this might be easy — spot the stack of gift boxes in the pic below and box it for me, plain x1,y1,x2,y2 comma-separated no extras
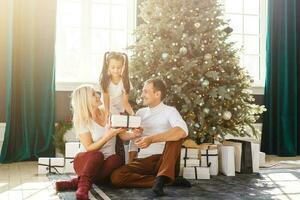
180,145,218,180
180,139,266,180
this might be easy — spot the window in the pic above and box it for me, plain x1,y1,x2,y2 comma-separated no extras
220,0,267,87
55,0,136,90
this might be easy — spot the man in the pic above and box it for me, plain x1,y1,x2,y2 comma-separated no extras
111,78,191,196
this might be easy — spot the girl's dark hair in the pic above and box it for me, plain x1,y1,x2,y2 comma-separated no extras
99,52,130,94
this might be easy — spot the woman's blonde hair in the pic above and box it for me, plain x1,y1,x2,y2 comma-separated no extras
71,84,96,134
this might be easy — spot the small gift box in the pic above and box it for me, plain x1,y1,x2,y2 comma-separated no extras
64,158,75,173
183,167,210,180
38,157,65,175
110,115,141,128
219,145,235,176
65,142,81,159
200,148,219,175
180,147,199,159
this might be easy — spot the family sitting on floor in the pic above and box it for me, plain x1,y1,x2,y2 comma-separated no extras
55,52,191,200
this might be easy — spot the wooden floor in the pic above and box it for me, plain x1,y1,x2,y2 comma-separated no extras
0,156,300,200
0,161,58,200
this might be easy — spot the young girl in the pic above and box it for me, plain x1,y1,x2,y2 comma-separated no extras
99,52,134,117
55,85,142,200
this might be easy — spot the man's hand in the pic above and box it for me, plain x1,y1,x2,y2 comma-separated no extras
135,136,152,149
131,127,143,138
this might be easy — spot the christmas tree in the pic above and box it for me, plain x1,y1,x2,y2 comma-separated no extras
129,0,266,143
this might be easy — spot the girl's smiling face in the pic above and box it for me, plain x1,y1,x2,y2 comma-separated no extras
108,58,123,77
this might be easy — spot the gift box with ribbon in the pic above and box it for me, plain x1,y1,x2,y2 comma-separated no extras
183,167,210,180
38,157,65,175
200,148,219,175
180,147,199,159
110,114,141,128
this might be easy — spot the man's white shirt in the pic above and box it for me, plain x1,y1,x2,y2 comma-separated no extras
129,102,188,158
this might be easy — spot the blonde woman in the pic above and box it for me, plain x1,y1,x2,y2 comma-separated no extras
55,85,142,200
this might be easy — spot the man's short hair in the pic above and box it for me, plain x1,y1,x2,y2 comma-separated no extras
145,78,167,100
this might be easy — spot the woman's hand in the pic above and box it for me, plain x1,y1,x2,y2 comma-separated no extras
106,128,126,138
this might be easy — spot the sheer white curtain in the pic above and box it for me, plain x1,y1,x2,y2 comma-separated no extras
220,0,267,84
55,0,136,86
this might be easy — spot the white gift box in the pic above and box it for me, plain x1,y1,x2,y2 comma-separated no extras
183,167,210,180
64,158,75,173
251,143,260,173
219,146,235,176
200,149,219,175
181,158,201,167
65,142,81,158
181,147,199,159
110,115,141,128
38,157,65,175
259,152,266,167
223,141,242,172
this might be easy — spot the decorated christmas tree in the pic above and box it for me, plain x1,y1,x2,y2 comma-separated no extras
129,0,266,143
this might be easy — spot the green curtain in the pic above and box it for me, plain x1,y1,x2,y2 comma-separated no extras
261,0,299,156
0,0,57,163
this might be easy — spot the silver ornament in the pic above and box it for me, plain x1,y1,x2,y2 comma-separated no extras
223,111,232,120
179,46,188,55
161,52,169,60
203,108,210,114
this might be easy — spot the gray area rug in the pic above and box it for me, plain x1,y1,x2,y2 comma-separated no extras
48,168,300,200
